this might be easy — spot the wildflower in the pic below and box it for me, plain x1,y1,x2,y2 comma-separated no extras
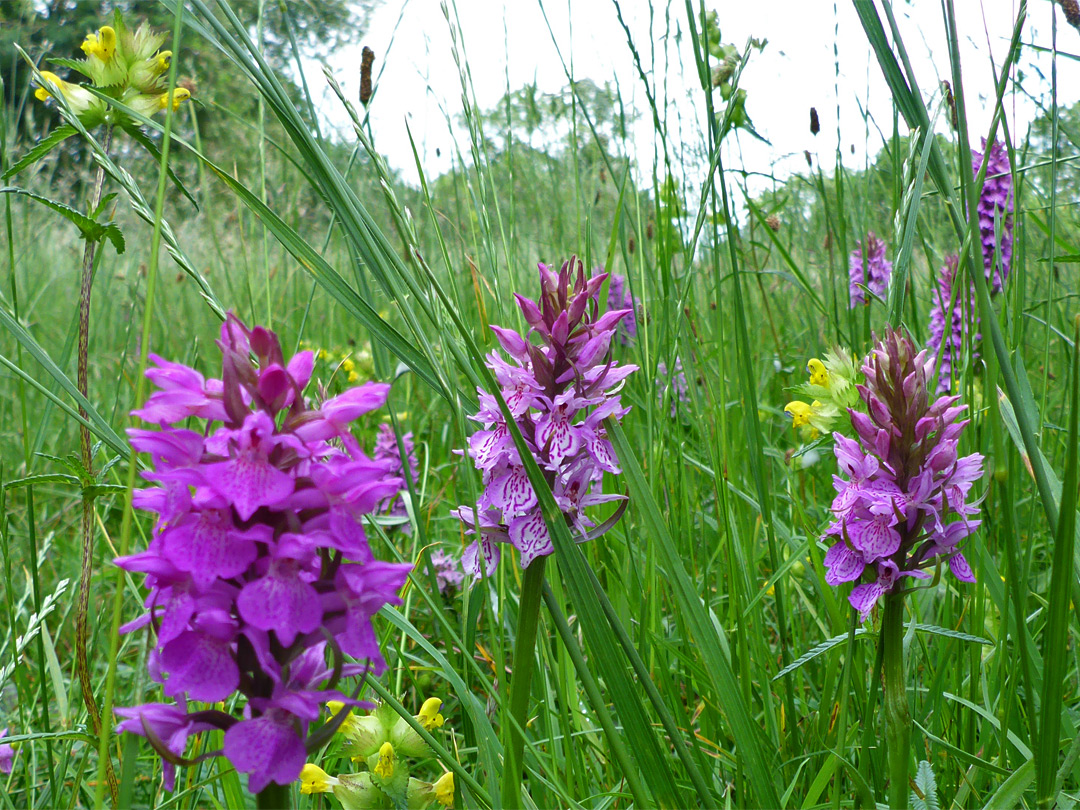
373,741,396,778
35,15,189,126
848,232,893,307
927,255,978,394
784,349,860,440
374,423,419,532
33,71,105,122
429,548,464,593
417,698,444,731
454,257,636,573
972,139,1013,293
822,328,983,620
115,314,412,795
300,763,338,794
433,772,455,807
0,728,15,774
606,273,638,346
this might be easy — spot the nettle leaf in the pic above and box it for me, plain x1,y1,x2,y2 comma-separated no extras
3,125,78,179
911,760,939,810
0,187,125,254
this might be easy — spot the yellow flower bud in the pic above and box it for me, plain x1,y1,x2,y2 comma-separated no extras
342,357,355,372
417,698,444,731
374,741,395,778
433,772,454,807
299,763,338,794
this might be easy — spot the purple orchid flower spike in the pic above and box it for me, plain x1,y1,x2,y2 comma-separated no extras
454,256,637,574
115,313,411,797
848,232,893,308
972,138,1013,293
822,328,984,620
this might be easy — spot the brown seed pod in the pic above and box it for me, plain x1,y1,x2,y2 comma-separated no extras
804,149,812,168
941,80,958,130
360,46,375,106
628,235,636,254
809,106,820,135
1060,0,1080,28
646,221,654,240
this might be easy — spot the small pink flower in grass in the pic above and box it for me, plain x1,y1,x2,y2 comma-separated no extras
115,314,410,796
822,328,983,620
453,257,636,573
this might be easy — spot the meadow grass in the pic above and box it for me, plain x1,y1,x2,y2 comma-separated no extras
0,1,1078,808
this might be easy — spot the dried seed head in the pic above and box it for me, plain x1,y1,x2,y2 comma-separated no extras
765,214,780,232
360,46,375,105
628,235,636,254
809,106,820,135
804,149,812,168
1060,0,1080,28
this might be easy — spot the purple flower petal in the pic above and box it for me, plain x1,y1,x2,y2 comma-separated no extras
948,552,976,583
237,564,323,647
823,541,865,585
849,582,886,621
508,511,554,568
160,630,239,702
223,711,306,794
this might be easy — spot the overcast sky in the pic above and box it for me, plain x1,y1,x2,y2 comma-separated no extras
300,0,1080,192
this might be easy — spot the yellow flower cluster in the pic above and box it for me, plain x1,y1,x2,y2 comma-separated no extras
783,348,861,442
303,340,375,385
33,16,190,127
298,697,456,809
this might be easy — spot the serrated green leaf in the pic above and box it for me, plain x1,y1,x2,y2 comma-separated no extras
3,125,77,179
774,629,873,681
0,187,124,253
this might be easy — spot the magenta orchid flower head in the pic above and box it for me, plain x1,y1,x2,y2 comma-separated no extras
115,313,411,795
455,256,637,573
822,328,983,620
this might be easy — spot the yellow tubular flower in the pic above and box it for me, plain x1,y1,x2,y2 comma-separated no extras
374,741,395,778
807,358,829,388
299,763,338,794
433,772,455,807
157,51,172,72
417,698,444,731
81,26,117,61
34,71,64,101
784,401,812,428
158,87,191,111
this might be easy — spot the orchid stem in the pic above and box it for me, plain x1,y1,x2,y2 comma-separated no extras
501,556,547,809
255,783,290,810
882,591,910,810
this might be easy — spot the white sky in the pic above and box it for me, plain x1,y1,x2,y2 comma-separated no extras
300,0,1080,193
